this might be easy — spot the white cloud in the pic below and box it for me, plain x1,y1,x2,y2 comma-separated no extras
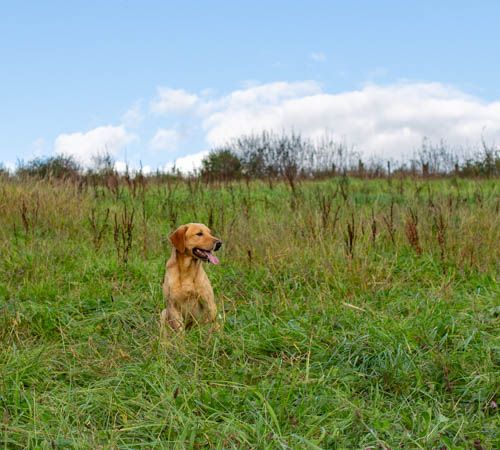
114,160,129,173
121,101,144,127
150,87,198,114
310,52,327,62
200,81,321,115
164,150,208,174
150,128,180,152
199,81,500,159
54,125,137,166
200,88,217,97
32,137,46,156
4,161,16,173
113,160,153,175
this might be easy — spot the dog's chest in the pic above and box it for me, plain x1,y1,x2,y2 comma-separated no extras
172,279,212,322
177,279,202,300
168,274,212,306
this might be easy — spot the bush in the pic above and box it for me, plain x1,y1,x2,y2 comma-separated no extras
16,155,81,179
201,148,242,182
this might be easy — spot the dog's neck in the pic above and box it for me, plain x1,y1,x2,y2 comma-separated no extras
172,249,203,280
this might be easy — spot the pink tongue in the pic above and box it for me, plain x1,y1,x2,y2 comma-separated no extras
207,252,219,265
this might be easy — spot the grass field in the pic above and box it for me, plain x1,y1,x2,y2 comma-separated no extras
0,176,498,449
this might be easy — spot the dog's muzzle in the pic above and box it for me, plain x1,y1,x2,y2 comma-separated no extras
214,240,222,251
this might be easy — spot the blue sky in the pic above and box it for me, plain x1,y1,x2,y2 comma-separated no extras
1,1,499,172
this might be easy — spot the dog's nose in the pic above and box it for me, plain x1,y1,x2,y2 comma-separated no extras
214,240,222,251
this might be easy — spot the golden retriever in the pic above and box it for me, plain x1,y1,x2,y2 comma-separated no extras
160,223,222,332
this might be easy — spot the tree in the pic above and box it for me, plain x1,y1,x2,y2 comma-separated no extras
232,131,309,191
201,149,242,182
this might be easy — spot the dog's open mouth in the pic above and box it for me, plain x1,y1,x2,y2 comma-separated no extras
193,247,220,264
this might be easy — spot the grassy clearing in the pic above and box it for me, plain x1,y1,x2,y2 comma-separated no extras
0,177,498,449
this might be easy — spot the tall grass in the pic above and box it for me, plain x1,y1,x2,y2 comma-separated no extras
0,176,498,448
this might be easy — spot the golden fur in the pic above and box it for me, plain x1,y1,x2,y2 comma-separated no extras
160,223,222,332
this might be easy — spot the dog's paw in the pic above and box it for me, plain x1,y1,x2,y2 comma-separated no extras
209,321,221,333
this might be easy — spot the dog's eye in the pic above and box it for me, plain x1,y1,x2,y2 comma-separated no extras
196,232,203,236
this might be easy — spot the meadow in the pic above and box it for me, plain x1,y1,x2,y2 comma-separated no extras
0,175,498,449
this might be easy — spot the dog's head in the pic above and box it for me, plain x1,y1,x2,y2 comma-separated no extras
169,223,222,264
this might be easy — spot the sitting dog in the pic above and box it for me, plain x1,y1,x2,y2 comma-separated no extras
160,223,222,332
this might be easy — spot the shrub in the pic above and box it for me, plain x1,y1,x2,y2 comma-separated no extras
16,155,80,179
201,148,242,182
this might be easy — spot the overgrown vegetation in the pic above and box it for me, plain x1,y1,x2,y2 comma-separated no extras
199,133,499,185
0,171,498,448
4,133,499,187
15,155,81,180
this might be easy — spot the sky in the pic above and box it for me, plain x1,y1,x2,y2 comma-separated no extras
1,0,500,173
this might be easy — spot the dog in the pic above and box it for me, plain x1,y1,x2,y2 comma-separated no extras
160,223,222,333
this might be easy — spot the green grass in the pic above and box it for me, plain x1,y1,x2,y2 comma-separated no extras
0,177,498,449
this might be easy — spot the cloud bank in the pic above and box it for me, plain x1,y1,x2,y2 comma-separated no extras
54,125,137,166
164,150,209,174
150,128,180,152
150,87,198,114
200,81,500,160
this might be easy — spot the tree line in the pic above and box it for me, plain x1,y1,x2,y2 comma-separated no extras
1,131,498,185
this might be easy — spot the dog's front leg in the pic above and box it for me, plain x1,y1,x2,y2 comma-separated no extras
160,307,184,333
201,299,220,332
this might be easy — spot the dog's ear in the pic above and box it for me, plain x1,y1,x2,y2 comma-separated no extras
169,225,187,253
